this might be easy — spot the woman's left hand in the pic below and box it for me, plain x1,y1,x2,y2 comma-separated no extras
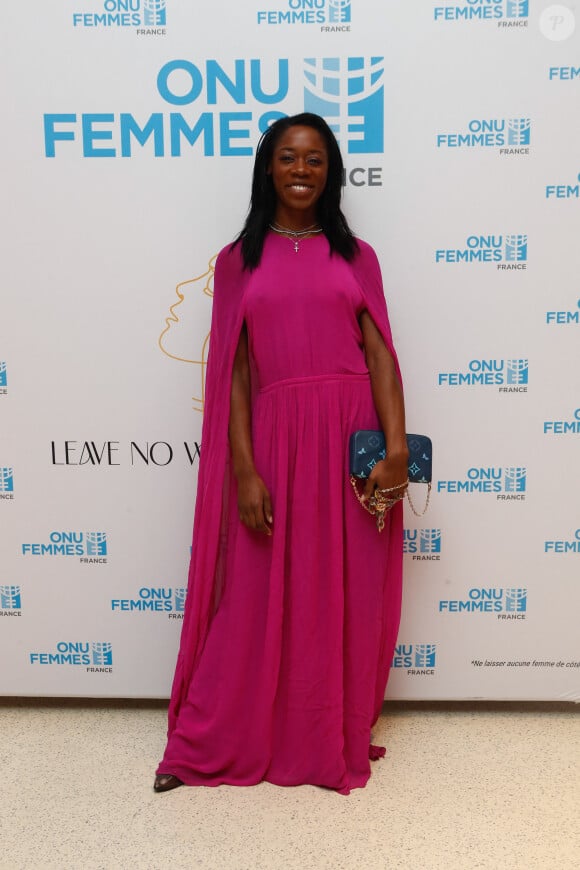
363,454,409,503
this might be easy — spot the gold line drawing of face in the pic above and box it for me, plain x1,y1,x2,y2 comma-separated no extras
158,254,216,413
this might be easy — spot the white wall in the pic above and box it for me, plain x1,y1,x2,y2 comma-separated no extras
1,0,579,699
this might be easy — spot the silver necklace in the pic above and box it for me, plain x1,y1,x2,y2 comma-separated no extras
269,222,323,253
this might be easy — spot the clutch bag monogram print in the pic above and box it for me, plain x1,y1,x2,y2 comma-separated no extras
349,431,433,483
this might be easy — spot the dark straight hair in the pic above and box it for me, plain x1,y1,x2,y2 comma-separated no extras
233,113,358,270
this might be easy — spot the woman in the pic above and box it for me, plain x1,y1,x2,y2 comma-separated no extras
155,113,408,796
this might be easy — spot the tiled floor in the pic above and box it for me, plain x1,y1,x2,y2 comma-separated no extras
1,699,578,870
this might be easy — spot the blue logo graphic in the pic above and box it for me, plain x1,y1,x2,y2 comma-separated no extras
439,587,527,615
507,118,530,145
303,57,384,154
257,0,352,27
329,0,351,22
86,532,108,556
506,359,528,385
438,466,527,497
30,641,113,667
505,467,526,493
73,0,167,29
45,58,290,159
435,234,528,265
437,119,531,150
506,0,528,17
0,468,14,492
92,642,113,665
438,358,529,388
404,529,442,557
505,235,528,261
0,586,21,609
420,529,441,554
545,528,580,554
415,644,437,667
434,1,529,22
0,362,6,388
144,0,166,25
546,299,580,325
505,588,527,612
393,643,437,669
549,67,580,82
545,172,580,199
174,587,187,611
111,587,187,613
21,531,108,558
544,408,580,435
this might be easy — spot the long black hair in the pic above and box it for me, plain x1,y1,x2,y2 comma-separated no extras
233,113,358,270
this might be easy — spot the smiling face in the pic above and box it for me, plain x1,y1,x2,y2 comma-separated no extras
268,125,329,229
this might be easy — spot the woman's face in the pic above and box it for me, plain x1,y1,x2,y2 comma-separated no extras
268,125,329,225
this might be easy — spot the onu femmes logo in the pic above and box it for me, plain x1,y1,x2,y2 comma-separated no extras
143,0,166,24
257,0,352,26
392,644,437,672
545,172,580,200
404,529,442,558
438,467,527,498
72,0,167,28
0,362,7,388
504,468,526,493
30,641,113,667
549,67,580,82
0,586,22,610
544,408,580,435
438,358,528,388
304,57,384,153
546,298,580,325
439,587,527,617
21,531,108,558
111,586,187,614
44,56,383,159
435,234,527,267
437,118,531,150
329,0,351,22
434,1,529,23
544,528,580,554
0,468,14,492
420,529,441,553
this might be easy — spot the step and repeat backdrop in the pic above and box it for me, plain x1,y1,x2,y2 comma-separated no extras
1,1,579,699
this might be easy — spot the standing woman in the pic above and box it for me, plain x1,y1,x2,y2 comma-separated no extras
155,113,408,796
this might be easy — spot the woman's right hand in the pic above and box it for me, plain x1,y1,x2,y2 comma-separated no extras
236,469,273,536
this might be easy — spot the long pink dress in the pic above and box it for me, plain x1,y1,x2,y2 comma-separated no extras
157,233,403,795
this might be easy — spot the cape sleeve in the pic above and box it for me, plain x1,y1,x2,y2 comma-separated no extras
351,238,405,724
351,238,403,389
166,243,249,734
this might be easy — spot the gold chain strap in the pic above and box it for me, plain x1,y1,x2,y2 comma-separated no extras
349,476,432,529
349,476,408,532
405,482,432,517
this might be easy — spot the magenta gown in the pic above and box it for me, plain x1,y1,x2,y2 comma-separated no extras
157,233,403,795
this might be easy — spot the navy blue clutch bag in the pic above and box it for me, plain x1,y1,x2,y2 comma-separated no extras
349,431,432,519
349,431,432,483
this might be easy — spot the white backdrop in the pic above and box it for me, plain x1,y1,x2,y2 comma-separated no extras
1,0,579,700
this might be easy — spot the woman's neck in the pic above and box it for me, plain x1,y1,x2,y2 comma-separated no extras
272,208,319,232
